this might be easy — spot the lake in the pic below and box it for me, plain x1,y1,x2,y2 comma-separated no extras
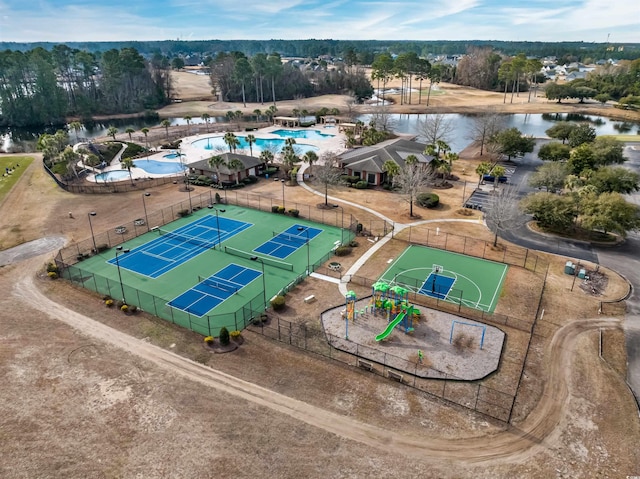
2,113,638,154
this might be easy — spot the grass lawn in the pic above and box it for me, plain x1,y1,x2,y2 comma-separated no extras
0,156,33,202
600,134,640,142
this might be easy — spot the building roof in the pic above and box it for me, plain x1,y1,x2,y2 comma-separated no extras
339,138,433,173
190,152,264,175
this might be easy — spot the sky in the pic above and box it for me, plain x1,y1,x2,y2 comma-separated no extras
1,0,638,43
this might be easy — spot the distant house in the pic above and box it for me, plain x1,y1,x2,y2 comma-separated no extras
189,152,265,185
565,71,588,81
339,138,434,186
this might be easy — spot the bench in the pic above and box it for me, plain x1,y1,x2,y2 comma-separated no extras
387,370,403,383
358,360,373,371
304,295,316,304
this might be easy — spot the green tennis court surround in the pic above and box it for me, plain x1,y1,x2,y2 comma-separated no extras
61,204,351,336
380,245,508,313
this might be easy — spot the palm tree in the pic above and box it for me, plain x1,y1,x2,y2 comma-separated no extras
201,113,211,133
69,121,83,144
476,161,492,187
444,151,459,167
183,116,192,136
227,158,244,185
161,119,171,139
223,132,239,153
302,151,318,176
245,134,256,157
208,155,226,184
141,128,149,152
107,126,118,141
266,105,277,122
260,150,274,167
382,160,400,186
253,109,262,122
491,165,506,190
125,128,135,142
120,157,136,185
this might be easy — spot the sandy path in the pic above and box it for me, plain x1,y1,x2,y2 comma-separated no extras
14,255,621,465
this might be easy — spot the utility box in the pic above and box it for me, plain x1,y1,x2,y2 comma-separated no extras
578,268,587,279
564,261,575,275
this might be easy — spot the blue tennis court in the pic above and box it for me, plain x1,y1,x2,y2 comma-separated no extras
167,263,262,316
253,224,323,259
418,272,456,300
108,215,252,278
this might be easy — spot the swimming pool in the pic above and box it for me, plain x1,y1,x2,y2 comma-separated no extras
163,152,183,159
94,170,130,182
271,129,335,140
136,159,187,174
190,136,318,153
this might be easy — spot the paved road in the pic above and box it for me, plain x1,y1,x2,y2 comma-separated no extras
502,140,640,407
596,232,640,406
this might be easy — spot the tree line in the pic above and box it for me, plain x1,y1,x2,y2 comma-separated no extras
209,51,373,105
2,39,638,62
0,45,172,127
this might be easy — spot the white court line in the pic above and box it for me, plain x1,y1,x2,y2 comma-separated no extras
487,263,509,312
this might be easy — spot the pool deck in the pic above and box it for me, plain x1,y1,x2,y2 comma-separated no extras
180,124,345,165
82,124,346,183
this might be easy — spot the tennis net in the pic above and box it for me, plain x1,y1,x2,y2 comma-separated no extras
158,228,216,249
273,231,308,244
223,246,294,271
197,276,239,294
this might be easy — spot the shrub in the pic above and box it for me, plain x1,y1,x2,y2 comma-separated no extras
204,336,214,344
47,271,58,279
341,175,359,185
349,240,358,247
105,299,114,307
46,262,59,274
288,208,299,217
417,192,440,208
334,245,352,256
120,304,129,312
177,209,190,217
271,205,280,213
215,192,222,203
355,181,368,189
219,327,230,346
277,206,286,214
96,244,109,253
270,295,286,311
230,330,242,340
128,305,137,314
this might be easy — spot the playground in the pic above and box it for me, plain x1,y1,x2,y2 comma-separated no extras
321,289,505,381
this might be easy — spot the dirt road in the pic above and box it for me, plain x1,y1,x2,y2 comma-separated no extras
14,255,622,465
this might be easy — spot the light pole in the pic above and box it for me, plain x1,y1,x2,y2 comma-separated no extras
281,178,285,208
334,204,345,244
115,246,130,303
208,204,223,248
88,211,97,254
250,256,267,310
297,226,310,273
185,174,193,212
142,192,151,231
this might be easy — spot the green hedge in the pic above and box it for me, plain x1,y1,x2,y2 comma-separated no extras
270,295,286,311
417,192,440,208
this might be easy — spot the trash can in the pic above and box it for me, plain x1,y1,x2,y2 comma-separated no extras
357,223,363,233
564,261,575,275
578,268,586,279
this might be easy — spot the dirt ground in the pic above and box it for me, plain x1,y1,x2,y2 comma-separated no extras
1,83,639,477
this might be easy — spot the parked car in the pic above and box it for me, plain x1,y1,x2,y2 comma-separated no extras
483,174,508,183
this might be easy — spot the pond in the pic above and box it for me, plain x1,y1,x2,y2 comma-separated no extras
356,112,640,152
